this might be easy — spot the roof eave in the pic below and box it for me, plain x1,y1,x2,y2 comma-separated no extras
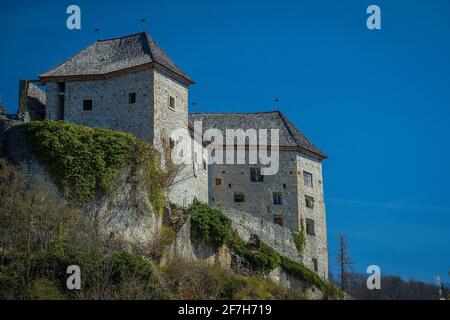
38,62,195,86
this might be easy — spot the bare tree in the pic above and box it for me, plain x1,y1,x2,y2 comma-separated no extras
160,134,186,191
336,234,353,292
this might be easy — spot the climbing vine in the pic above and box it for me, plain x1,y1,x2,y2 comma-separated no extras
292,219,306,257
188,202,344,298
23,120,164,210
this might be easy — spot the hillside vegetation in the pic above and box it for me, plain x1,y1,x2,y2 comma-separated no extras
0,120,341,300
190,202,343,299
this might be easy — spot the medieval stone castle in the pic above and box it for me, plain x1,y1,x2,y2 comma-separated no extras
11,32,329,280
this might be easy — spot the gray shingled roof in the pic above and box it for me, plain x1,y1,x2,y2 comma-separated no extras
39,32,193,83
189,111,327,159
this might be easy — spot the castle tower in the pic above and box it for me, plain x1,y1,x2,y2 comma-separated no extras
39,32,207,206
39,32,193,150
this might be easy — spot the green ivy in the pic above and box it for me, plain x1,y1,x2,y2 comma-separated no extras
189,202,232,247
292,228,306,257
189,202,279,270
23,120,164,210
188,202,343,298
280,256,344,299
229,233,281,271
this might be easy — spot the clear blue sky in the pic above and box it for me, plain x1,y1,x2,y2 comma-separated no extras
1,0,449,283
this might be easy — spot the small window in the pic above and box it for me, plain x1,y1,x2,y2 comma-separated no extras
312,258,318,272
234,193,245,203
57,82,65,93
273,192,282,205
169,138,175,149
169,95,176,109
303,171,313,187
250,167,264,182
215,177,222,186
306,218,315,236
273,215,283,226
283,183,286,189
228,184,232,188
128,92,136,104
83,99,93,111
305,195,314,209
203,159,207,171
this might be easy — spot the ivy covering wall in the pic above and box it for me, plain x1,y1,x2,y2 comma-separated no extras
189,202,344,299
23,120,164,209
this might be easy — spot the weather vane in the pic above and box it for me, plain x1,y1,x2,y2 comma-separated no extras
94,27,100,40
274,97,280,110
140,18,146,32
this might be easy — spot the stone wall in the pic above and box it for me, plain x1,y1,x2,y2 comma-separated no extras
220,207,303,264
46,69,154,142
163,218,231,269
268,267,323,299
207,148,329,279
152,69,188,152
166,138,209,206
296,153,328,279
208,151,300,229
152,69,208,206
18,81,46,120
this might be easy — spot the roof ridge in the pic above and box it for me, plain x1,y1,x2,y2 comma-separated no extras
277,110,300,145
97,31,146,42
143,32,155,61
277,111,327,158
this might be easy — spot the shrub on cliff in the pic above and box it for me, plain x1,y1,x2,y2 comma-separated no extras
188,202,344,299
189,202,233,248
189,202,278,271
22,120,164,210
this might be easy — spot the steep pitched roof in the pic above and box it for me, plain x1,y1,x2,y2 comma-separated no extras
39,32,193,83
189,111,327,159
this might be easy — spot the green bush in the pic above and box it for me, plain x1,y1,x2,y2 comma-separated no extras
24,120,134,203
280,256,344,299
229,233,281,271
107,251,154,284
234,276,305,300
188,202,343,298
0,265,23,299
31,243,105,290
292,229,306,257
217,274,239,298
23,120,164,209
189,202,279,270
27,278,65,300
189,202,233,247
0,243,160,299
